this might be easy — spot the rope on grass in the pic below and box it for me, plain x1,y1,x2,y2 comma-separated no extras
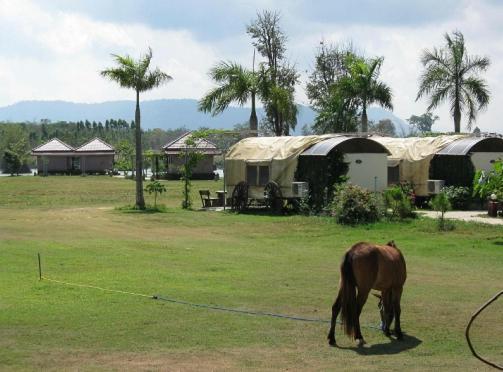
40,275,382,330
465,290,503,370
42,277,153,299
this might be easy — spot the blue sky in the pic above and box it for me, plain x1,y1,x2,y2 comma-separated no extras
1,0,502,132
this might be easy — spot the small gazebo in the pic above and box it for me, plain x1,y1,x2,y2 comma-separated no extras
162,132,221,180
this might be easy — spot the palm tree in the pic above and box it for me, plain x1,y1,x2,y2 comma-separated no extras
101,48,172,209
340,56,393,132
199,61,259,135
417,31,490,133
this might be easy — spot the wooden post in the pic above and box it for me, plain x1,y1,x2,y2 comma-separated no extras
38,253,42,280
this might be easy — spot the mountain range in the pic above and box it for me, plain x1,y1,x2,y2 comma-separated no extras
0,99,410,135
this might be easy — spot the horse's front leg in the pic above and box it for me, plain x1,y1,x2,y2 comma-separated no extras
327,290,342,346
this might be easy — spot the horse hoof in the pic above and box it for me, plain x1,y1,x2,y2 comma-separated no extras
328,338,336,346
396,333,403,340
356,338,365,347
384,330,391,337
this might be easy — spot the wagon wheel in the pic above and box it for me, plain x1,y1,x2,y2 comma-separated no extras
231,181,249,212
264,181,284,214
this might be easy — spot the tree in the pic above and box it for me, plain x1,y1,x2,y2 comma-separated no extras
144,180,166,208
199,61,260,135
339,56,393,132
307,42,361,134
407,112,439,133
101,48,172,209
115,140,134,177
369,119,396,136
247,10,299,136
430,192,452,230
3,138,28,176
416,31,490,133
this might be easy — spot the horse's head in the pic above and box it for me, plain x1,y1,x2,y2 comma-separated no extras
387,240,397,248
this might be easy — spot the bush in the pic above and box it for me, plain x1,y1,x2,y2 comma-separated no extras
384,185,415,220
430,192,453,230
295,150,349,212
331,184,384,225
441,185,471,210
473,160,503,202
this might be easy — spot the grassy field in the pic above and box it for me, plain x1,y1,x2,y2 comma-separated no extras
0,176,502,371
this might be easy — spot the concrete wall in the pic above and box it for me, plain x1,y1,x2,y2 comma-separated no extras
37,156,70,172
344,153,388,191
81,155,114,172
471,152,503,172
167,155,214,174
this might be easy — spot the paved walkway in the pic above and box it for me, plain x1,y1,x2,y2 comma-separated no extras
419,210,503,225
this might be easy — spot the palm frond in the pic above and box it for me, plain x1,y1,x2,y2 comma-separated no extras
463,76,490,110
369,81,393,110
199,60,256,115
461,55,490,75
427,84,451,112
101,47,171,93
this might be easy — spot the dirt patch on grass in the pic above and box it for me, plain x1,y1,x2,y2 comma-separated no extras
31,349,236,371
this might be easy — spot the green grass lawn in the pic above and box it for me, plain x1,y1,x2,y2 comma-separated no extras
0,176,502,370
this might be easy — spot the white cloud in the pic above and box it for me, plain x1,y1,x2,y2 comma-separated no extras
0,0,502,133
290,0,503,133
0,0,220,104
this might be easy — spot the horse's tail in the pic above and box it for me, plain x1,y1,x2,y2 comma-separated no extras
340,251,357,338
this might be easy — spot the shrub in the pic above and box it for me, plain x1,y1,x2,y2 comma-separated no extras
441,185,471,210
430,192,453,230
384,185,415,220
144,180,167,208
473,160,503,202
331,184,384,225
295,150,349,212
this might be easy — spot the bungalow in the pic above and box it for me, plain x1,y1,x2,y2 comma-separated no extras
31,137,115,175
162,132,221,180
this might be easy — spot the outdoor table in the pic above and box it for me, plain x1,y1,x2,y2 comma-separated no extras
216,190,227,207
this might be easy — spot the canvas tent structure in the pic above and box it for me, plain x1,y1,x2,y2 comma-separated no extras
162,132,221,180
372,134,503,196
224,135,390,209
31,137,115,175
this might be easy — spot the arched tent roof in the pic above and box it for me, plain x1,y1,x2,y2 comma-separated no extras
436,136,503,155
300,136,390,156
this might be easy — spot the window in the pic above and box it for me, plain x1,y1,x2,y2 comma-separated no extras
246,165,258,185
71,157,80,170
388,166,399,185
258,166,269,186
246,164,270,186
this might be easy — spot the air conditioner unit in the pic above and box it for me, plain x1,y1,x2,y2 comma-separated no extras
427,180,445,194
292,182,309,198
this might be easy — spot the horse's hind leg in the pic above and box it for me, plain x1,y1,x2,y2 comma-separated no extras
392,287,404,340
327,289,342,346
382,290,394,337
354,288,370,345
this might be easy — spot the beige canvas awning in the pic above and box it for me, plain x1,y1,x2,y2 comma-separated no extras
225,135,334,189
372,135,467,195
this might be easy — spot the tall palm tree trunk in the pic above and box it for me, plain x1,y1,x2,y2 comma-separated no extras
250,92,258,136
454,94,461,133
361,104,368,132
135,90,145,209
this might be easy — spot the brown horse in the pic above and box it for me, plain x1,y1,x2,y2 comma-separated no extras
327,241,407,346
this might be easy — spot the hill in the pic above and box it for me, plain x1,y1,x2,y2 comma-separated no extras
0,99,409,134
